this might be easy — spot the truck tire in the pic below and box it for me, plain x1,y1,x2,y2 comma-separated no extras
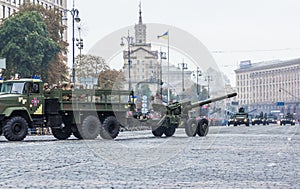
100,116,120,139
81,115,100,139
185,118,198,137
0,126,2,136
52,125,71,140
197,119,209,137
3,116,28,141
152,126,165,137
164,125,176,137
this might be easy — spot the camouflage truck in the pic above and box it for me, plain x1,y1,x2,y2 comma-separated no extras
0,78,132,141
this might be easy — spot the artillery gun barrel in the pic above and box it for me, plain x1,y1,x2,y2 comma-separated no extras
184,92,237,112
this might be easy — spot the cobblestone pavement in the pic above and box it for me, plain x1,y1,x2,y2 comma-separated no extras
0,124,300,188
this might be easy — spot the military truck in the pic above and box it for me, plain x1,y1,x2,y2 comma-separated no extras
0,78,132,141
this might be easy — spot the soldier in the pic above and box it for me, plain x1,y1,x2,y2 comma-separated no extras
43,83,50,94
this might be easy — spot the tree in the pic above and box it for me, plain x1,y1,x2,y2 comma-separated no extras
0,10,60,80
98,69,125,90
18,3,69,83
75,54,109,85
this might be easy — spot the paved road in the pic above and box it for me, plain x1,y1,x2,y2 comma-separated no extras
0,125,300,188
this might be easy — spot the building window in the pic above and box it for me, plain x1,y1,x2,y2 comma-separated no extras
2,5,5,18
8,7,10,16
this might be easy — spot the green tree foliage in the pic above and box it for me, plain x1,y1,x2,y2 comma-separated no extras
18,3,69,83
75,54,109,85
98,69,125,90
0,10,60,80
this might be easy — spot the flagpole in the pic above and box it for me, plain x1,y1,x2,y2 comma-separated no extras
167,30,170,103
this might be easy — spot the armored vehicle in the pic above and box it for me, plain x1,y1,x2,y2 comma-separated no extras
279,113,296,125
233,107,249,126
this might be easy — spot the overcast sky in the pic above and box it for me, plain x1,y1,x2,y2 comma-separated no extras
71,0,300,86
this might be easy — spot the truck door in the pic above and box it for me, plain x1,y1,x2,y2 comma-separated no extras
27,82,44,115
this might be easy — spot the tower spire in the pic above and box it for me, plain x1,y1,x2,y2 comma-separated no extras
139,0,142,24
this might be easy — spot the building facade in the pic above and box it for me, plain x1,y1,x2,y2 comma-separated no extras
122,5,194,97
235,58,300,117
1,0,66,23
122,5,159,91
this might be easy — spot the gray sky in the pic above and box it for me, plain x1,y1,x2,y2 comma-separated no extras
72,0,300,86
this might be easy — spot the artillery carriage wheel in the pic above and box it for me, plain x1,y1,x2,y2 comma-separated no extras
152,126,165,137
197,118,209,137
100,116,120,139
52,123,72,140
3,116,28,141
80,115,100,139
164,125,176,137
185,118,198,137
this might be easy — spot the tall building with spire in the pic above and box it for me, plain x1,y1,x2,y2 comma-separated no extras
122,2,159,91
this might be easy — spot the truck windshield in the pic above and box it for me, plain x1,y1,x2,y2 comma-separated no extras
1,82,25,94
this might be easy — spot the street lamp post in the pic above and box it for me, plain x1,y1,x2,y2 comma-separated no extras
205,75,212,99
120,30,134,92
76,27,83,58
193,67,202,99
178,61,188,92
63,6,81,84
159,49,166,99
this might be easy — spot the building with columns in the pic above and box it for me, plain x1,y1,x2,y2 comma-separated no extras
235,58,300,117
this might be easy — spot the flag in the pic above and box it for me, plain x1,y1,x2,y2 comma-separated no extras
157,31,168,39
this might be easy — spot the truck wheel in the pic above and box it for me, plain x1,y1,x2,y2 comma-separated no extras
0,126,2,136
81,116,100,139
152,126,165,137
197,119,209,137
164,125,176,137
3,116,28,141
52,125,71,140
100,116,120,139
185,118,198,137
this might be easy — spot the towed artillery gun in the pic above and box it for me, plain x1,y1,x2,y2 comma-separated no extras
133,92,237,137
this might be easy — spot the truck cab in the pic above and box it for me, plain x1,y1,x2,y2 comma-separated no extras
0,78,45,140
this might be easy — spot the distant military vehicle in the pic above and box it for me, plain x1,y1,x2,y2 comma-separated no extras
279,113,296,125
233,107,249,126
